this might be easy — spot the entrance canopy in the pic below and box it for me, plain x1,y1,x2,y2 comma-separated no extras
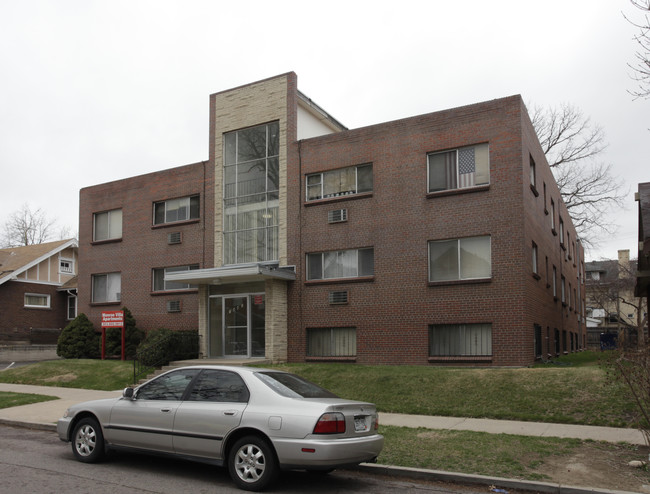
164,263,296,285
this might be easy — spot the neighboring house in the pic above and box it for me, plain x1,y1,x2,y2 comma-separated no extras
0,239,78,345
78,72,585,366
636,182,650,330
585,250,644,349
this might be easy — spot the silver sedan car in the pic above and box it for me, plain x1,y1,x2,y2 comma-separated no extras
57,366,384,491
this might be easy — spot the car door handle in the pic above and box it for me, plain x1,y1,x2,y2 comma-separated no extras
161,408,172,413
224,410,238,416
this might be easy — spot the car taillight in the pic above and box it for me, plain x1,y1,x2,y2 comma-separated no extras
374,414,379,430
313,412,346,434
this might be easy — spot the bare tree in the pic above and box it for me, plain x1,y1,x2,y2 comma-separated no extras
626,0,650,99
1,203,58,248
531,103,627,249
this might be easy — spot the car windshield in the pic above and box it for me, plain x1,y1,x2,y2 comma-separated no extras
255,372,339,399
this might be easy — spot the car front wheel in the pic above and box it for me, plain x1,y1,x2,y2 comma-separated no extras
71,417,105,463
228,435,278,491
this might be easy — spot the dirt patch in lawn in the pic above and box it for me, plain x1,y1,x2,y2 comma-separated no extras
533,442,650,493
43,373,77,383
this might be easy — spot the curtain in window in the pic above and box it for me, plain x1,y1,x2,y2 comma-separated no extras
323,167,356,198
428,150,457,192
108,211,122,238
94,213,109,241
357,164,373,193
429,324,492,356
474,143,490,185
323,250,357,279
429,239,459,281
459,236,491,279
308,328,356,357
106,273,121,301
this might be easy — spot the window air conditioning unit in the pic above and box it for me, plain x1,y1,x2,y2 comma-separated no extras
168,232,182,245
328,209,348,224
329,291,349,304
167,300,181,313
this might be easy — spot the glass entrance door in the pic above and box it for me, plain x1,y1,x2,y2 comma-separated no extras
225,296,248,356
209,293,265,358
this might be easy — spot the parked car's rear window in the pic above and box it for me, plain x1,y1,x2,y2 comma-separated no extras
255,372,339,399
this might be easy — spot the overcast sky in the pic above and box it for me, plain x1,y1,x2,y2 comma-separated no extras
1,0,648,261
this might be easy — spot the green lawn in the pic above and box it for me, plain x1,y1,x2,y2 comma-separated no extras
0,391,58,409
0,352,639,427
265,354,637,428
0,359,136,391
0,353,647,486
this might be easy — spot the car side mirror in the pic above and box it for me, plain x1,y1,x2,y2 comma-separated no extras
123,387,135,399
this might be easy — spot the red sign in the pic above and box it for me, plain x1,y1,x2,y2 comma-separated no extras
101,311,124,328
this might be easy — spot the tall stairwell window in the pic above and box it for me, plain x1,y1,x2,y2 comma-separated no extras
223,122,279,264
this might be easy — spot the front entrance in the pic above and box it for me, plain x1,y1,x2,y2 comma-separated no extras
209,293,265,358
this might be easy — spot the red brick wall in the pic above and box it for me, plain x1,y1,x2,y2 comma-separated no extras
0,281,68,343
286,95,584,366
520,108,586,359
78,161,214,333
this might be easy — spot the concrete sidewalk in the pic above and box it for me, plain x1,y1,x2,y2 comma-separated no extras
0,382,646,494
0,382,645,445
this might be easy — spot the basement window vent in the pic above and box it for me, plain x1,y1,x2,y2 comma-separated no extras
167,232,182,245
329,291,349,305
328,208,348,223
167,300,181,313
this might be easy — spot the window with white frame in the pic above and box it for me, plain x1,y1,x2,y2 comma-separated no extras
306,164,373,201
24,293,50,308
59,258,74,274
306,248,374,281
429,323,492,356
553,265,558,297
92,273,121,303
153,265,199,291
428,236,491,282
154,195,199,225
223,122,279,265
532,242,539,276
93,209,122,242
67,295,77,320
307,327,356,357
428,143,489,193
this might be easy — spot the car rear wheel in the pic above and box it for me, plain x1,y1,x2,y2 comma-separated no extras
71,417,105,463
228,435,278,491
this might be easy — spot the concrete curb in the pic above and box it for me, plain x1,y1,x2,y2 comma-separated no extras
355,463,643,494
0,418,55,432
0,417,642,494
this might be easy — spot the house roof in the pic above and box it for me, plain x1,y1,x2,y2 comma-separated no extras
58,275,78,291
585,259,618,284
0,238,77,286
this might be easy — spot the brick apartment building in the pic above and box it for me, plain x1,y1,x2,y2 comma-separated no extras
78,72,586,366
